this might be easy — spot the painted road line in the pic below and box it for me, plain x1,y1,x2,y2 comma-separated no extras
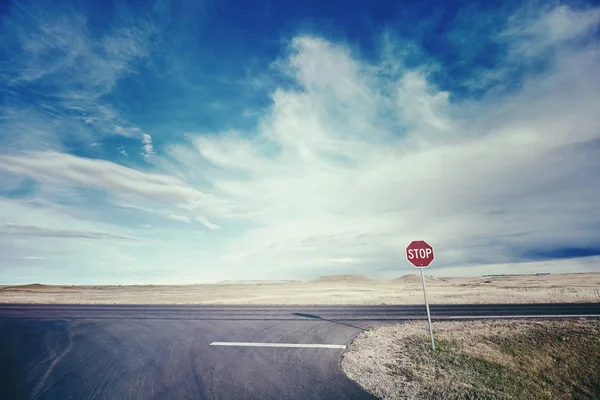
210,342,347,349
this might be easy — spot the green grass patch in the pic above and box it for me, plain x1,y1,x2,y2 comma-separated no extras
342,319,600,400
419,321,600,399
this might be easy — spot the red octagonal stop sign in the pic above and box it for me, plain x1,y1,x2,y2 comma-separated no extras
406,240,435,268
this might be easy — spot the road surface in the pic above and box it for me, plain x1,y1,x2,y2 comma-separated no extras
1,303,599,400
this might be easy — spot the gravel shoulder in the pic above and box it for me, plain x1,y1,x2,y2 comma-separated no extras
341,319,600,400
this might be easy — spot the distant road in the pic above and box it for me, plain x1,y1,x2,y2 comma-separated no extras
1,303,598,400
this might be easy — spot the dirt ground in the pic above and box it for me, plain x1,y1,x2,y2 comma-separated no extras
1,272,599,304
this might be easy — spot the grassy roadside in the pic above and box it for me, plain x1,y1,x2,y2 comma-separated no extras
341,319,600,400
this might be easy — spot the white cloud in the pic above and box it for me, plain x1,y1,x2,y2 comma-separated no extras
327,257,360,264
156,6,600,279
167,214,220,230
439,256,600,277
118,146,128,157
195,216,221,231
141,133,155,160
0,223,141,241
0,151,232,219
168,214,191,223
505,5,600,53
396,71,451,132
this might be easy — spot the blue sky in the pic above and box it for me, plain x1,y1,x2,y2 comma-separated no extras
1,0,600,284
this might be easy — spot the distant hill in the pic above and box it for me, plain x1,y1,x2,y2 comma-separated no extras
1,283,46,291
310,274,374,284
217,280,300,285
391,274,444,284
391,274,422,283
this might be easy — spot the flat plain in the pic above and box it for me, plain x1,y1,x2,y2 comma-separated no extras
1,272,599,305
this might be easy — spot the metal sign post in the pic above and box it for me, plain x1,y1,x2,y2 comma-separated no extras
406,240,436,350
420,267,435,350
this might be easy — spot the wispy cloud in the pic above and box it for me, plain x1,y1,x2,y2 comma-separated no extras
195,216,221,231
168,214,191,223
504,5,600,52
0,151,230,222
0,223,141,242
0,2,156,153
7,9,152,93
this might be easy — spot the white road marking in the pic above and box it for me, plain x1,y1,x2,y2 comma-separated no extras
210,342,347,349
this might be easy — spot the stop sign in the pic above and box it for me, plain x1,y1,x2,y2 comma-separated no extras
406,240,435,268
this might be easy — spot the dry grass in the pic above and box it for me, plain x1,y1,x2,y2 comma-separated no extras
342,319,600,400
0,272,599,305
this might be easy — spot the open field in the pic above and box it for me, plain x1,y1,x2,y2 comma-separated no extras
342,318,600,400
1,272,599,304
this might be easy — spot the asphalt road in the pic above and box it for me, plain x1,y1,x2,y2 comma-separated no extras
1,303,599,400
